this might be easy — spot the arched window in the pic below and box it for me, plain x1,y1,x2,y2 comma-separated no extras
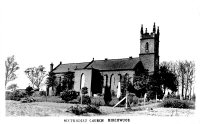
80,73,85,89
145,42,149,52
109,74,114,87
104,75,108,87
102,74,108,94
125,73,129,82
118,74,122,82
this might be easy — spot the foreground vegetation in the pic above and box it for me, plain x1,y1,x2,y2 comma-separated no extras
6,100,195,116
6,88,195,116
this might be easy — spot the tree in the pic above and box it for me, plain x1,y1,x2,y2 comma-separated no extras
184,61,195,100
161,60,195,100
45,74,58,96
25,65,46,90
132,69,149,97
178,61,186,99
5,55,20,87
7,84,18,91
159,64,178,93
62,72,74,90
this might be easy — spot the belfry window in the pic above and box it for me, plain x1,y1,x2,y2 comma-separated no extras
145,42,149,52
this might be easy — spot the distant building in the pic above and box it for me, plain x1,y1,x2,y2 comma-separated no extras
47,23,160,96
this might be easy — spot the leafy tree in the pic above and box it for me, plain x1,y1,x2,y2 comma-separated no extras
159,65,178,93
5,55,20,87
132,69,149,97
7,84,18,91
147,73,163,100
24,65,46,90
62,72,74,90
45,74,58,96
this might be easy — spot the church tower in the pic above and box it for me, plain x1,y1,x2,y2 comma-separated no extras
139,23,160,74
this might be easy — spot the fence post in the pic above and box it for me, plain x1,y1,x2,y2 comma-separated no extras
144,93,147,106
125,93,128,109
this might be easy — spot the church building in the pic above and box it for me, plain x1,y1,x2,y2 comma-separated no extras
48,23,160,97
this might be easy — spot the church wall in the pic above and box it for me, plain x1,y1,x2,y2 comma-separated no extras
139,54,155,73
101,70,135,96
74,69,92,96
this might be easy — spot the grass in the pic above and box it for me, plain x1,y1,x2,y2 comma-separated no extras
6,100,195,116
6,95,195,116
159,98,195,109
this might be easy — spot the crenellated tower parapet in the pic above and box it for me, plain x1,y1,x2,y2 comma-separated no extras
139,22,160,74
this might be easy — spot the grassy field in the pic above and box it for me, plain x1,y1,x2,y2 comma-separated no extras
6,100,195,117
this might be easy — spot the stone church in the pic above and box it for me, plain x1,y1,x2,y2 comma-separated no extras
48,23,160,97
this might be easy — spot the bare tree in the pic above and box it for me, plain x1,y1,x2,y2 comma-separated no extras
178,61,186,100
184,61,195,100
160,60,195,100
7,84,18,91
5,55,20,87
24,65,46,90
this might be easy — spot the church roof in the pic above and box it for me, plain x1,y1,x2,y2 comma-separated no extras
52,57,140,73
86,57,140,71
52,62,89,73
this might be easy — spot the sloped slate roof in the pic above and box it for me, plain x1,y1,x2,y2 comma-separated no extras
52,57,140,73
52,62,89,73
86,57,140,71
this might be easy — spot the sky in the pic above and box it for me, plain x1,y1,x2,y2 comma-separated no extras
0,0,200,90
1,0,200,122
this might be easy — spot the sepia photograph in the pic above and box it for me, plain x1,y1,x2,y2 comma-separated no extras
0,0,200,124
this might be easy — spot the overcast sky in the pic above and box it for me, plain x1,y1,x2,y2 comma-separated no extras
1,0,200,89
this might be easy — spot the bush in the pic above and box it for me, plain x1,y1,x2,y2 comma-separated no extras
25,86,34,96
146,90,163,101
60,90,78,102
91,96,105,106
66,105,101,115
5,91,13,100
128,93,138,106
81,87,88,95
67,105,86,115
33,96,65,103
77,95,91,105
32,91,40,97
192,94,196,102
32,91,46,97
85,105,101,114
20,97,36,103
39,91,47,96
160,98,190,109
6,90,27,101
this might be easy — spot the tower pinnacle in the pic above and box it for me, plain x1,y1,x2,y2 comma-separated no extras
153,22,156,33
140,24,143,35
157,26,160,36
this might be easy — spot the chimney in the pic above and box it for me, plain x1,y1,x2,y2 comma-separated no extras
60,61,62,65
50,63,54,72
